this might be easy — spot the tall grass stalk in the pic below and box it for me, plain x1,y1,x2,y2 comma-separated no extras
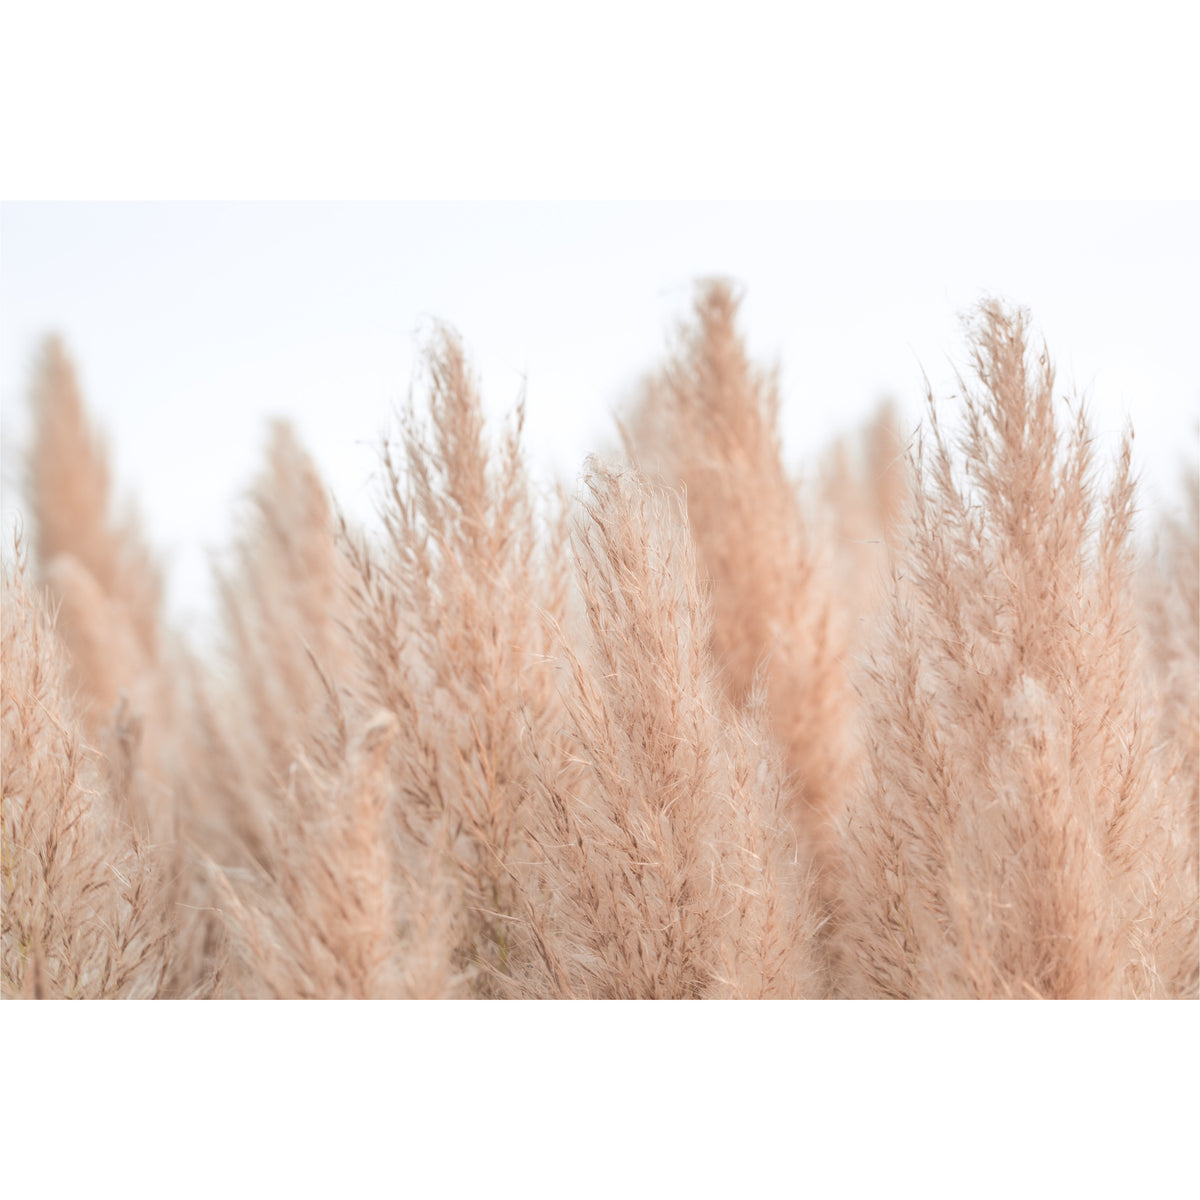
2,291,1194,999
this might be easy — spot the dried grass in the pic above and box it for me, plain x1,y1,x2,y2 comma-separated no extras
2,292,1194,999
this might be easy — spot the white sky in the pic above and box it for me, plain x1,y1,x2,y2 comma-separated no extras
1,4,1198,633
3,197,1196,625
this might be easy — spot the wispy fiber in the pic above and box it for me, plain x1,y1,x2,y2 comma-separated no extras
626,282,853,899
523,463,823,998
836,302,1195,998
1,546,170,998
4,296,1194,1000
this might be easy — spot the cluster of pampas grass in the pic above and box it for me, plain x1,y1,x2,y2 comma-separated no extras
2,283,1196,998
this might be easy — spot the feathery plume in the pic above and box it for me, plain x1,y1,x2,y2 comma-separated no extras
836,302,1194,998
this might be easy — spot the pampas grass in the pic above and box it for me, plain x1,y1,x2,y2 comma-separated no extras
2,289,1195,999
835,302,1196,998
625,284,854,865
520,462,824,997
2,545,170,998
